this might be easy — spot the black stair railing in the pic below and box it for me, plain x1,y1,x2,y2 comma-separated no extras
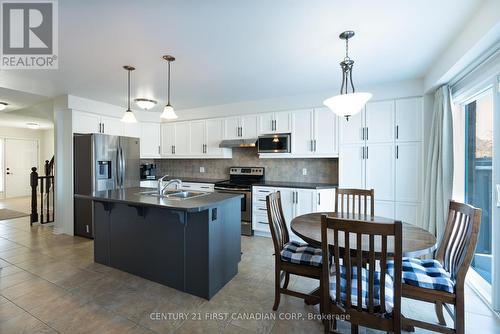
30,158,55,225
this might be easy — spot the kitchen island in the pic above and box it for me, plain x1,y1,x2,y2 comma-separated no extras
75,187,242,299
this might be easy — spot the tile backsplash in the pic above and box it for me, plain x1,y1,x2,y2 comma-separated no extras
142,148,338,183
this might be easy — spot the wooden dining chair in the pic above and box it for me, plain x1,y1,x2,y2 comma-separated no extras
335,188,375,216
266,192,323,311
388,201,481,334
320,214,403,333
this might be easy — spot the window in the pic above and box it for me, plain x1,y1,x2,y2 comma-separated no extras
464,90,493,283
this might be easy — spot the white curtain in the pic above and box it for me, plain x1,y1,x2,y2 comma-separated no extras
421,85,454,238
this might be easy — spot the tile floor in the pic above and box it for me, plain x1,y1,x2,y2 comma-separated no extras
0,196,499,333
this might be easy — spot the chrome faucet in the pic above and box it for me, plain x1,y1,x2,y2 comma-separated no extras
157,175,182,195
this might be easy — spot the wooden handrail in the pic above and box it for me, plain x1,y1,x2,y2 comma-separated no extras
30,166,55,225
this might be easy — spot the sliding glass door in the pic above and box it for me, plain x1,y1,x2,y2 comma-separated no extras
464,90,493,283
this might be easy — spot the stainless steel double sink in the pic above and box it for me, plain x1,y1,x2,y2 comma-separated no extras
137,190,209,200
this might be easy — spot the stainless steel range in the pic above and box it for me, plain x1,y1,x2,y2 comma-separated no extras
214,167,265,236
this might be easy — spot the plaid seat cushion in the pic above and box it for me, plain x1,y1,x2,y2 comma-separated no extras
387,257,455,293
330,265,394,313
280,241,322,267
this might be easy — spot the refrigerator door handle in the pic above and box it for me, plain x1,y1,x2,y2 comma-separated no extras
120,145,125,187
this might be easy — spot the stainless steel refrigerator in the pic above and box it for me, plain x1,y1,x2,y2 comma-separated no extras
74,133,140,238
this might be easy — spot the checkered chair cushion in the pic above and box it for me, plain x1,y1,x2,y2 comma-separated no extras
387,257,455,293
280,241,322,267
329,265,394,313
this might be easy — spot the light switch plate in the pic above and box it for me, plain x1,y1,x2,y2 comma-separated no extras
302,168,307,176
496,184,500,207
200,167,205,173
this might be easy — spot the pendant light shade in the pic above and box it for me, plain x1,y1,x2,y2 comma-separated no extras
121,65,138,123
161,55,178,120
0,102,8,111
323,31,372,121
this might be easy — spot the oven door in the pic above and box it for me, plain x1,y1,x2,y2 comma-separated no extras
214,187,252,235
257,134,291,153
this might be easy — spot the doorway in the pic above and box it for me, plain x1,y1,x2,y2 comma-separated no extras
4,138,38,198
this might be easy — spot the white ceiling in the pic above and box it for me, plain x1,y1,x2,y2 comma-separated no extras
0,0,484,113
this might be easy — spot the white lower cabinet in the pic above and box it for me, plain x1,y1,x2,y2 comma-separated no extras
252,186,335,241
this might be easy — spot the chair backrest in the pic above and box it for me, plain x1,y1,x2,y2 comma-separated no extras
335,188,375,216
266,192,290,255
435,201,482,282
321,214,402,327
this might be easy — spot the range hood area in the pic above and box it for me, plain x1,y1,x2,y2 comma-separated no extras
219,139,257,148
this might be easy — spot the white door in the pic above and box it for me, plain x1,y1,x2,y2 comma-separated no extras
314,107,338,155
223,117,240,139
189,121,206,155
395,142,422,202
101,116,123,136
274,111,291,133
174,122,190,156
140,123,161,158
161,123,175,156
72,111,100,133
292,109,314,155
5,139,38,198
258,113,274,134
241,115,258,139
339,110,364,145
205,119,224,156
395,97,422,142
339,145,365,188
365,100,394,143
365,143,394,201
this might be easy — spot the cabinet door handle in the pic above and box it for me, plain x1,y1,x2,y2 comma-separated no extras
318,193,321,205
366,127,368,140
158,146,161,154
366,146,368,159
361,127,364,140
361,146,365,160
310,140,314,152
396,125,399,140
102,123,105,133
396,145,399,159
257,221,269,225
314,139,317,152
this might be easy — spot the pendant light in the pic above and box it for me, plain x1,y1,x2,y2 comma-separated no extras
323,31,372,121
0,102,8,111
160,55,178,120
121,65,138,123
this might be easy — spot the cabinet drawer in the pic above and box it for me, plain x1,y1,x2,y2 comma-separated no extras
181,182,214,192
253,213,270,233
253,187,274,196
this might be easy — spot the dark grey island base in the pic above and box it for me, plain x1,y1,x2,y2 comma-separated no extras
76,188,242,300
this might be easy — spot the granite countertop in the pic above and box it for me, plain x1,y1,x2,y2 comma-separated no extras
75,187,242,212
253,181,338,189
140,177,228,184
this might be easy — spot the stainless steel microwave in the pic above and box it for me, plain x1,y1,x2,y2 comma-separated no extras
258,134,291,153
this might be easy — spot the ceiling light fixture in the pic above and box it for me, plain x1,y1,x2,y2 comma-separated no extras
121,65,138,123
26,122,40,129
0,102,8,111
134,98,157,110
160,55,178,120
323,31,372,121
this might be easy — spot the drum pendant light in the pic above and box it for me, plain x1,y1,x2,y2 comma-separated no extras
121,65,138,123
160,55,178,119
323,31,372,121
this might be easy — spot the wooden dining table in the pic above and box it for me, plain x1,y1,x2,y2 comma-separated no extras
291,212,437,257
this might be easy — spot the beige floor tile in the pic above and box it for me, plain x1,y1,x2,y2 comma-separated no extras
0,310,57,334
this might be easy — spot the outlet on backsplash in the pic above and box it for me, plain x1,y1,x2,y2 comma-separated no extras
200,167,205,173
302,168,307,176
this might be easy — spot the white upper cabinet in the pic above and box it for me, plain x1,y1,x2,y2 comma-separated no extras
314,107,338,155
72,111,100,134
240,115,258,139
365,100,394,143
395,142,422,202
140,123,161,158
100,116,123,136
161,123,175,156
258,111,291,134
205,119,226,156
340,110,364,145
189,121,206,155
224,115,258,140
291,109,314,155
173,122,190,156
395,97,423,142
